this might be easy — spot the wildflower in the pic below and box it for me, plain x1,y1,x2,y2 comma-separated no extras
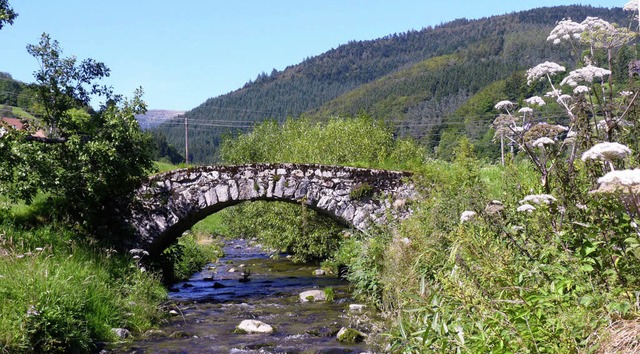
580,17,635,49
517,204,536,213
520,194,557,205
518,107,533,114
594,169,640,193
565,130,577,144
574,85,590,94
511,225,525,231
0,127,6,138
485,200,504,215
545,89,562,98
495,100,515,111
460,210,477,223
581,16,615,32
532,137,555,148
581,142,632,162
525,96,546,106
560,65,612,87
526,61,566,85
547,19,585,44
620,91,634,97
624,0,639,11
557,94,573,103
129,248,149,257
27,305,39,317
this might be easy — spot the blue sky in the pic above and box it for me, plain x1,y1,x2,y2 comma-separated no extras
0,1,621,110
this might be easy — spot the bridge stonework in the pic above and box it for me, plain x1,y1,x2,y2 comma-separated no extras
126,163,415,255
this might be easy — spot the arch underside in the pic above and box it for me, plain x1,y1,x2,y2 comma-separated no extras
144,197,358,256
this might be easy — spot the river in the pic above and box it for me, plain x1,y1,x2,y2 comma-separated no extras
107,239,374,353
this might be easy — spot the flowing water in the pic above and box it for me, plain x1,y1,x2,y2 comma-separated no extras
107,239,374,353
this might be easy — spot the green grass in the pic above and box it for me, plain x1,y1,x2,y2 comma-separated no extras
0,216,167,353
0,105,37,120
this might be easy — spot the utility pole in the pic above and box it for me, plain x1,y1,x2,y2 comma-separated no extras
184,115,189,165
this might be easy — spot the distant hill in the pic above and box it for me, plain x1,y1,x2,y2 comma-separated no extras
154,5,629,164
135,109,186,130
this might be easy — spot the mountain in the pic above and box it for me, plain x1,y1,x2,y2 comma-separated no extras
135,109,186,130
154,5,629,164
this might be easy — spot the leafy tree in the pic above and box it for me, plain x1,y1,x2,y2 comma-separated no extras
0,34,154,230
0,0,16,30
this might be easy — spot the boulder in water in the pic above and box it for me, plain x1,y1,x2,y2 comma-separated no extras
336,327,365,343
236,319,274,334
299,289,327,302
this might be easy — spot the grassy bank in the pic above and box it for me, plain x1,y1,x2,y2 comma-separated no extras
0,222,167,353
0,191,224,353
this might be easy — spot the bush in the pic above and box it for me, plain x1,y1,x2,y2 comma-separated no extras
160,232,221,283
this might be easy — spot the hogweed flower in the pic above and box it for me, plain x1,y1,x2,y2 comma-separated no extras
526,61,566,85
620,90,634,97
518,107,533,114
624,0,639,11
517,204,536,213
574,85,590,94
495,100,515,112
460,210,477,223
560,65,611,87
547,19,585,44
525,96,546,106
532,137,555,148
545,89,563,98
520,194,557,205
581,142,632,162
594,169,640,193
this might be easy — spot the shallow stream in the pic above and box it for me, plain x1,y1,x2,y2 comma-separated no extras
108,239,373,353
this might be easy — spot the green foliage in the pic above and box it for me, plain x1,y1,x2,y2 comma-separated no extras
220,113,396,167
0,34,154,230
323,287,335,303
221,201,344,263
160,233,221,283
0,0,16,30
217,114,426,262
349,183,373,200
0,222,167,353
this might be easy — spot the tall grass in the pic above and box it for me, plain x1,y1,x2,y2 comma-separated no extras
0,222,167,353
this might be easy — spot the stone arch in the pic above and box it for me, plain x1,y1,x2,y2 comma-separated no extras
125,163,415,256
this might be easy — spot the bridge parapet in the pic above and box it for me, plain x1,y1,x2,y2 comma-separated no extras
126,163,415,255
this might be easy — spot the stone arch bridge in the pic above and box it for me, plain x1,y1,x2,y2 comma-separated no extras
125,163,415,256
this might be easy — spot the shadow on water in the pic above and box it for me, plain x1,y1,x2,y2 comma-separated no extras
107,239,373,354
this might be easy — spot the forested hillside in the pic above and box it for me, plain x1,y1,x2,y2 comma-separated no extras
155,5,629,163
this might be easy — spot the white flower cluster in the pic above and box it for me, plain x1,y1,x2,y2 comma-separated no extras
624,0,639,11
559,65,612,87
547,19,585,44
581,142,632,162
518,107,533,114
581,16,615,32
517,204,536,213
620,91,634,97
544,89,562,98
495,100,514,111
460,210,477,223
574,85,590,94
595,169,640,193
531,137,555,148
525,96,546,106
519,194,557,205
526,61,566,85
0,127,6,139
